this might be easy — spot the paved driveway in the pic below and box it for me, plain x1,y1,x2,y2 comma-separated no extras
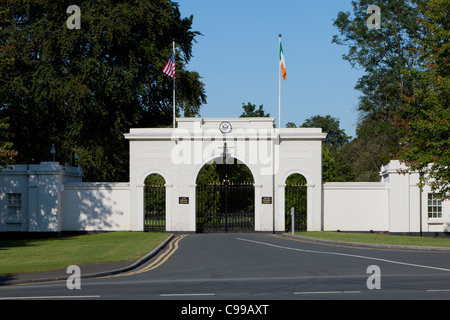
1,233,450,302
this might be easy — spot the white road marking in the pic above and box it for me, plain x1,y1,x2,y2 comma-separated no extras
159,293,216,297
236,238,450,273
294,291,361,295
426,289,450,292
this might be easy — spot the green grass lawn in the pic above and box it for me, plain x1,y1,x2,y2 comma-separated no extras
295,231,450,248
0,231,170,276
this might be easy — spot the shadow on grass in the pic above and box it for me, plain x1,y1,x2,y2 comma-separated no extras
0,232,92,250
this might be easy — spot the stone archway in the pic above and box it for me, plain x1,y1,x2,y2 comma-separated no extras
125,117,326,232
195,157,255,233
284,173,307,232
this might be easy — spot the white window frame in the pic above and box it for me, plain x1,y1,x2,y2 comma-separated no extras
427,193,442,219
7,193,22,219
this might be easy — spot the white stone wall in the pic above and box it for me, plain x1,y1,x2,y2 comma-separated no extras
62,183,130,231
323,182,389,232
323,160,450,235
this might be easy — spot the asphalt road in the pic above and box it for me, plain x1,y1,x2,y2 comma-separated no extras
1,233,450,304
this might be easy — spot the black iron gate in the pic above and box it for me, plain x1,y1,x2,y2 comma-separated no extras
285,184,307,232
144,184,166,232
196,182,254,233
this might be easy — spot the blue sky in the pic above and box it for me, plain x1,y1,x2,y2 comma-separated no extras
177,0,364,138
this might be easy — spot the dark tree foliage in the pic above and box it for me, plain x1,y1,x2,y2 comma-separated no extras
240,102,270,118
0,0,206,181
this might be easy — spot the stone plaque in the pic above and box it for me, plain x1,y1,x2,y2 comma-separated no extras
262,197,272,204
179,197,189,204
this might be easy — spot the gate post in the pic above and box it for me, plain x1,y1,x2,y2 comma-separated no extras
132,183,145,231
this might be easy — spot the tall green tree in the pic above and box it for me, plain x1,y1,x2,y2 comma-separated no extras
332,0,428,181
397,0,449,198
240,102,270,118
301,115,352,151
343,117,397,181
296,115,351,182
0,117,17,169
333,0,427,116
0,0,206,181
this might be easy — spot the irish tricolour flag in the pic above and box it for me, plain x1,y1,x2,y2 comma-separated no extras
279,41,286,81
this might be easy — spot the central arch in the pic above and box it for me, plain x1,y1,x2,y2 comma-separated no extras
195,156,255,233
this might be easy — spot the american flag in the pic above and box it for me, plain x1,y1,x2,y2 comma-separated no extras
162,51,176,79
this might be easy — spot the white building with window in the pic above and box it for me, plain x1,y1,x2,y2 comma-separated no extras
323,160,449,235
0,163,83,232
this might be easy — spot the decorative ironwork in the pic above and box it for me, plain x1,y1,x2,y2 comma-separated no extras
144,184,166,232
285,184,307,232
196,181,254,233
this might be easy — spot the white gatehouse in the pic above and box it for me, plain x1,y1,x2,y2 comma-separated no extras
125,117,326,233
1,117,449,236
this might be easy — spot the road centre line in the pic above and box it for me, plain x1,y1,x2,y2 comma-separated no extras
294,291,361,295
426,289,450,292
124,234,187,276
236,238,450,273
159,293,216,297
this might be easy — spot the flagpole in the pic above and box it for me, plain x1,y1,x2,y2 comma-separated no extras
278,34,281,129
173,40,176,128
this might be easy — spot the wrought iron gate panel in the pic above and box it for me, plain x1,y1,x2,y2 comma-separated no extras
196,183,254,233
285,185,307,232
144,184,166,232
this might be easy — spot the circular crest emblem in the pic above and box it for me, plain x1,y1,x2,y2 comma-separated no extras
219,121,232,134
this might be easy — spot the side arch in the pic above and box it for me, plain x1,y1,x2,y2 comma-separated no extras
284,172,308,232
143,173,167,232
140,169,172,187
282,169,311,186
140,169,174,232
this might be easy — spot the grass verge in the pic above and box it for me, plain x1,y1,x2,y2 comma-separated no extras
0,231,170,276
294,232,450,248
